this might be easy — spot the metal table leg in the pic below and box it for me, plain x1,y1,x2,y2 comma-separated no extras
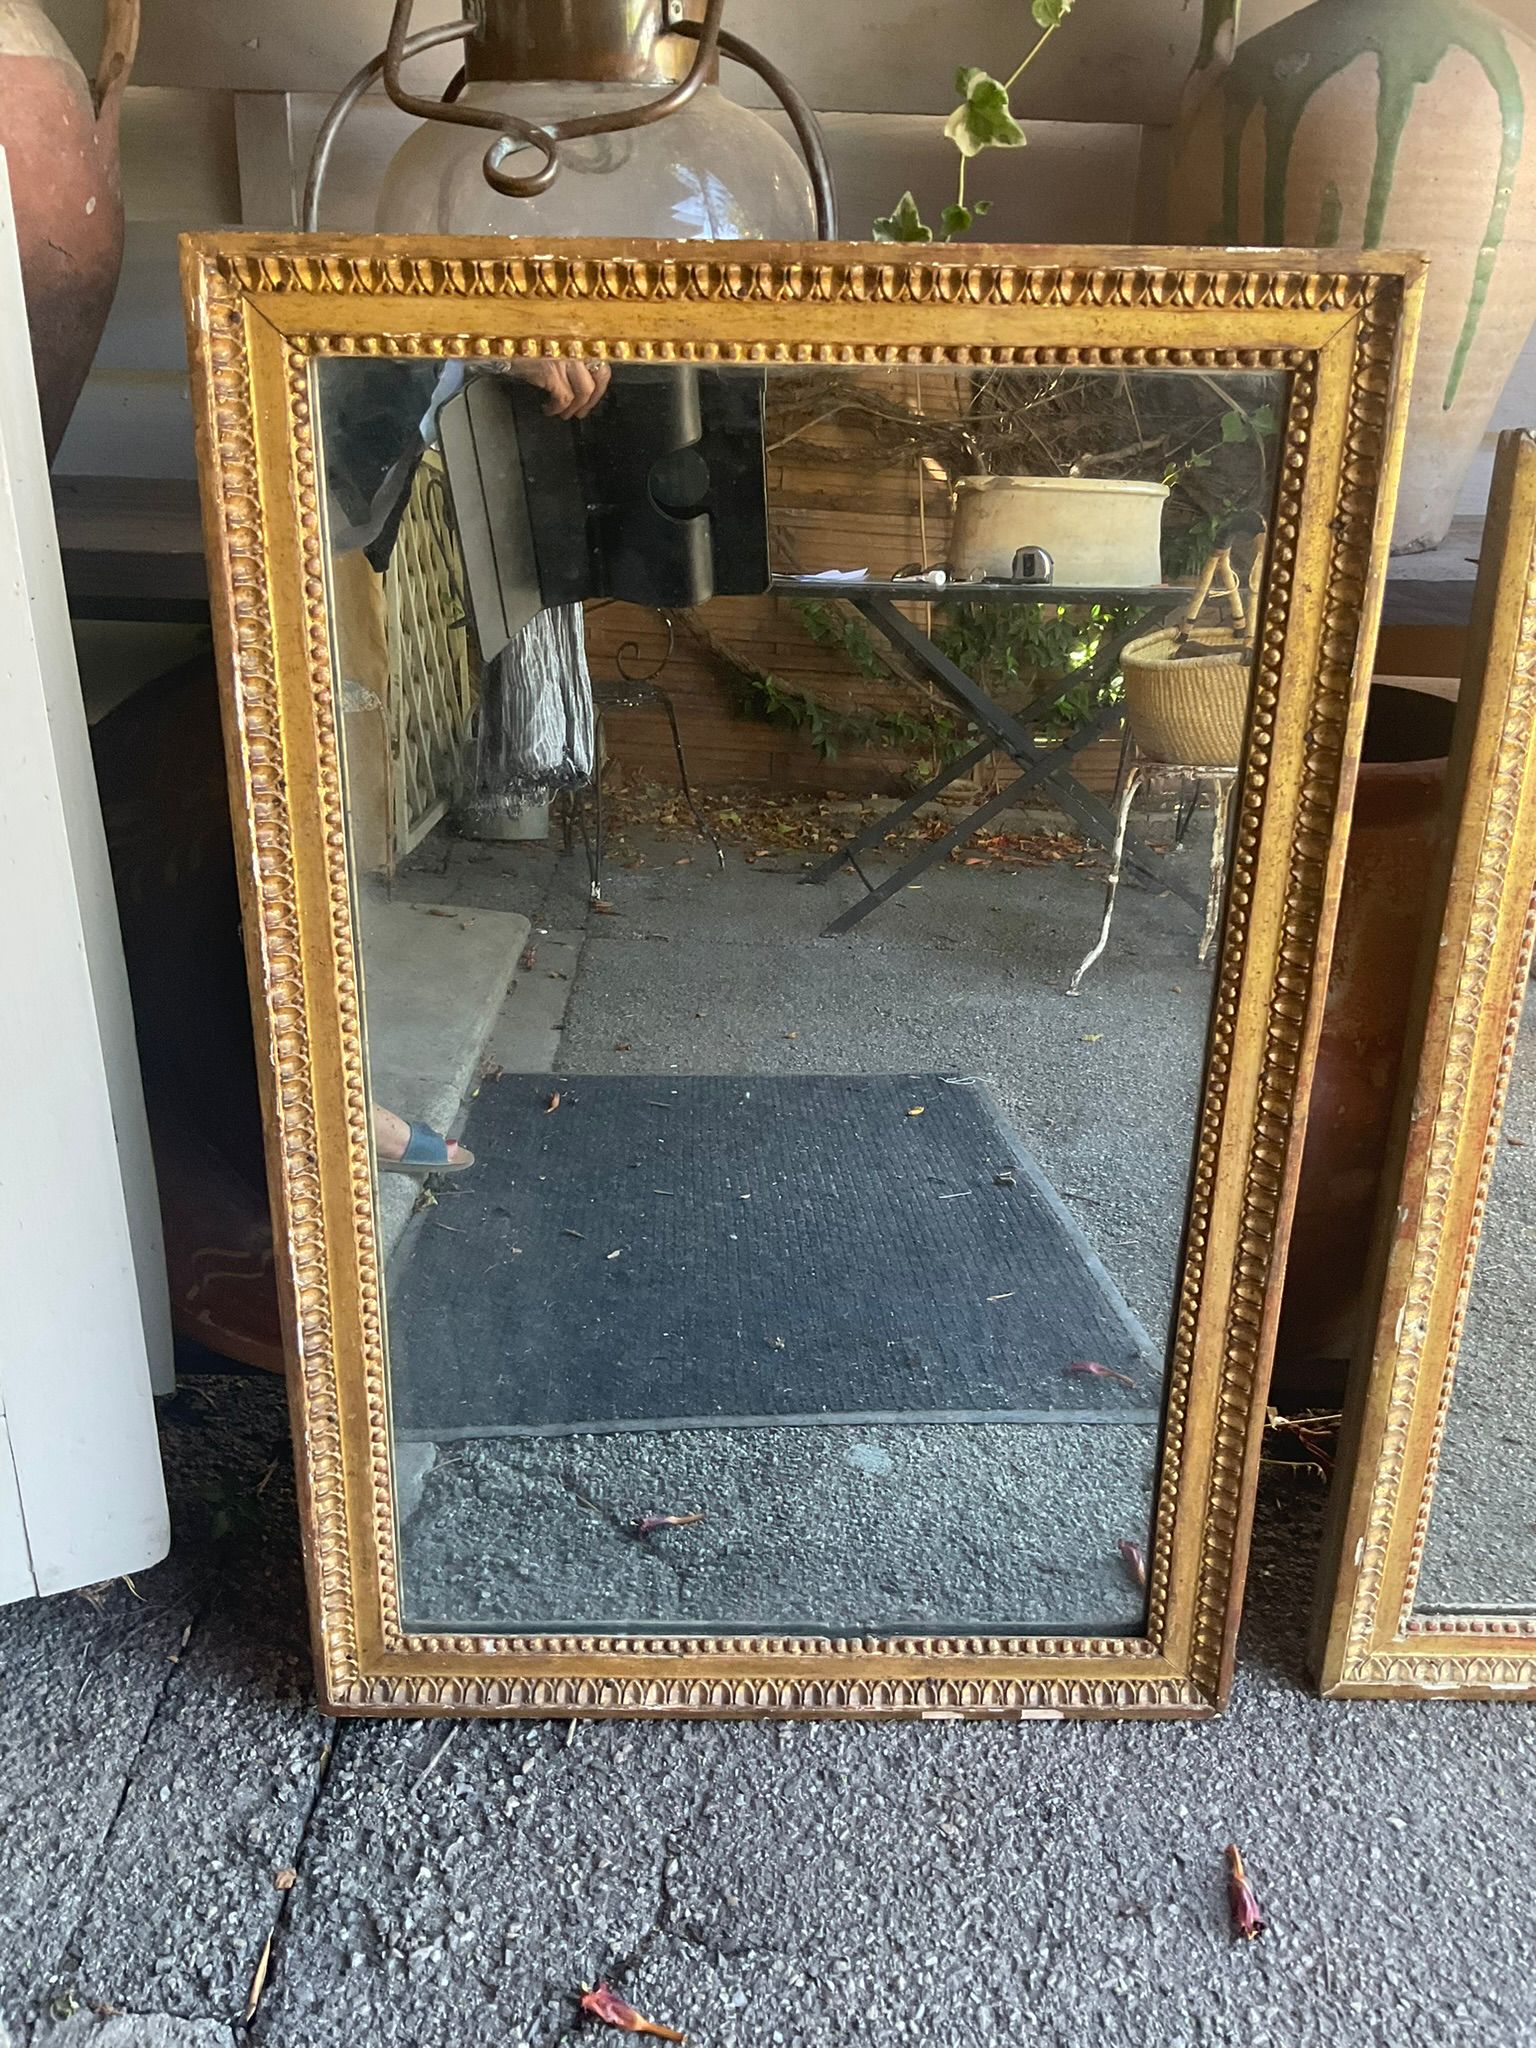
802,735,998,888
820,700,1124,937
850,596,1198,908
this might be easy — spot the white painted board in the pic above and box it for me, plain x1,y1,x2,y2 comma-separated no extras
0,149,169,1601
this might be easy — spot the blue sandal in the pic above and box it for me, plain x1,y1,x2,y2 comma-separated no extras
378,1121,475,1177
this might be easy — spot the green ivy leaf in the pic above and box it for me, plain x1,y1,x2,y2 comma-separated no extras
1031,0,1075,26
1219,408,1250,443
972,199,992,217
941,203,973,238
873,190,934,243
944,69,1027,159
1250,402,1278,436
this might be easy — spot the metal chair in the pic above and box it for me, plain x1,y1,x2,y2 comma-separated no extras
1068,548,1255,995
1067,747,1237,995
561,614,724,900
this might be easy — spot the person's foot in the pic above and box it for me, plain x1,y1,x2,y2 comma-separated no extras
373,1104,474,1176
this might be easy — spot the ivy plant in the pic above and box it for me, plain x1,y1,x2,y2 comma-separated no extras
874,0,1077,244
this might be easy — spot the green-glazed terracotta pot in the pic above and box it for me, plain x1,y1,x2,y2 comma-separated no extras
1170,0,1536,551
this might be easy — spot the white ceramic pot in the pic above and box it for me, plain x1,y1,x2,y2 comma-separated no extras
950,476,1169,586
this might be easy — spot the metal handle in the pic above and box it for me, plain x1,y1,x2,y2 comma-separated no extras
304,18,477,232
382,0,560,198
305,0,834,231
542,0,726,142
379,0,724,195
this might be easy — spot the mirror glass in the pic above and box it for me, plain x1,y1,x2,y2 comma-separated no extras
313,355,1286,1638
1415,976,1536,1614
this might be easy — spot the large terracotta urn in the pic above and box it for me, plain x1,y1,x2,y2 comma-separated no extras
0,0,138,461
1169,0,1536,553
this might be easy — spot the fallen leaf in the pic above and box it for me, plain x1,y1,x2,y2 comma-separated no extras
673,856,694,866
907,1106,925,1117
632,1512,705,1537
546,1092,562,1114
1118,1540,1147,1589
593,901,618,917
784,1030,799,1041
1081,1032,1103,1043
579,1985,686,2039
244,1934,272,2023
519,944,538,970
1225,1844,1266,1940
614,1042,632,1052
606,1249,623,1260
273,1868,297,1891
1067,1359,1139,1391
994,1170,1017,1188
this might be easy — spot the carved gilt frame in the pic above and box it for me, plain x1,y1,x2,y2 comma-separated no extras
1315,429,1536,1700
180,235,1422,1718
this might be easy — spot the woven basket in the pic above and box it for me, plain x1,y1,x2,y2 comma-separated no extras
1121,548,1255,770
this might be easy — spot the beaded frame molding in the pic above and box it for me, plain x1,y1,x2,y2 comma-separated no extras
181,235,1422,1718
1315,430,1536,1701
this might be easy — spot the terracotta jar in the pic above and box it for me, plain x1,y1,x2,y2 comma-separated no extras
1169,0,1536,554
1274,677,1458,1398
0,0,138,460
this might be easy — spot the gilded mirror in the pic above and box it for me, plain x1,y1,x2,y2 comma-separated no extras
1316,429,1536,1699
182,235,1421,1716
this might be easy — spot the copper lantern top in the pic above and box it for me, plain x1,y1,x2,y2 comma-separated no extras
464,0,717,87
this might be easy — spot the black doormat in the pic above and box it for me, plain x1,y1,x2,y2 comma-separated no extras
387,1074,1160,1439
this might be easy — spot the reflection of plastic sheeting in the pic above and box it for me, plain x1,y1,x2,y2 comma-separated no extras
458,603,595,822
320,359,439,560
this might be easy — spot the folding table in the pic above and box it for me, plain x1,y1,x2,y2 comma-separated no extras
771,575,1197,936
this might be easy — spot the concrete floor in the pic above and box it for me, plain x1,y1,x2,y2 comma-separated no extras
6,1369,1536,2048
12,821,1533,2046
381,826,1213,1639
399,1418,1158,1636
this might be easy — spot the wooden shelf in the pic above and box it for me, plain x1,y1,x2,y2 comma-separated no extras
52,474,209,621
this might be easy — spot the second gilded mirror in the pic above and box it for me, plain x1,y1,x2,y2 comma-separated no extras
1317,429,1536,1698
